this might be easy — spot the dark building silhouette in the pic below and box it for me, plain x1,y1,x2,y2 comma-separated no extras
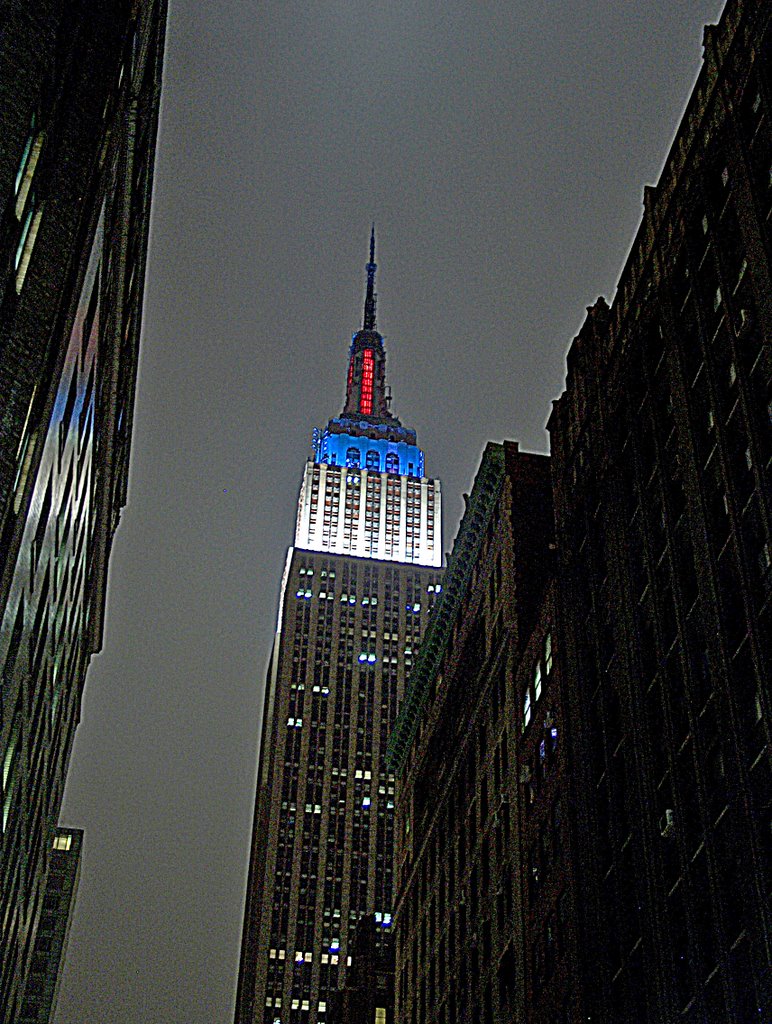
19,828,83,1024
235,236,443,1024
547,1,771,1019
0,3,167,1018
389,443,584,1024
391,1,770,1022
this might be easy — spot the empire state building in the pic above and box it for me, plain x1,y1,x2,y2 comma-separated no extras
235,232,443,1024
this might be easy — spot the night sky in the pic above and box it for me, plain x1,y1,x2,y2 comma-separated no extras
55,3,724,1021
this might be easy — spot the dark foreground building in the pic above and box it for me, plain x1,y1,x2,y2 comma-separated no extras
0,3,167,1018
235,237,443,1024
547,0,771,1019
390,0,770,1022
389,442,583,1024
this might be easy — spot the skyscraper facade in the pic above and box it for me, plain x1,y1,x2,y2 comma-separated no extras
0,3,167,1018
235,235,443,1024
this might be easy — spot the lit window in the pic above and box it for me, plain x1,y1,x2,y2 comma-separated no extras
523,687,532,730
52,834,72,851
534,660,542,702
15,129,43,219
375,1009,387,1024
366,450,380,471
544,632,553,675
15,201,44,292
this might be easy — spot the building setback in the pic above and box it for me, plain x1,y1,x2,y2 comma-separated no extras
0,3,167,1019
390,0,770,1022
235,236,443,1024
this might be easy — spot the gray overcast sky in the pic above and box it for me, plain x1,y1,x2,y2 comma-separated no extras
55,2,724,1021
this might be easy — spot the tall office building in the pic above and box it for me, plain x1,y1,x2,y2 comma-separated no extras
235,234,443,1024
0,3,167,1019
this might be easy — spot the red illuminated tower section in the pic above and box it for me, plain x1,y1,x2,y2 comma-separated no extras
343,227,393,423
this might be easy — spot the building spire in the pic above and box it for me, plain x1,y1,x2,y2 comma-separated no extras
363,223,377,330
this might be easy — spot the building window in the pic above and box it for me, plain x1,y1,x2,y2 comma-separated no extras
544,631,553,675
15,199,44,293
534,660,542,702
16,129,44,219
52,834,72,851
366,450,380,471
522,685,532,731
346,448,360,468
386,453,399,474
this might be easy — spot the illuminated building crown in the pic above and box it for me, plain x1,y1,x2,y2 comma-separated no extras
312,226,424,479
296,229,441,567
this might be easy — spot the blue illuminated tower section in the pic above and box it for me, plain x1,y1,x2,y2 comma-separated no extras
235,233,443,1024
